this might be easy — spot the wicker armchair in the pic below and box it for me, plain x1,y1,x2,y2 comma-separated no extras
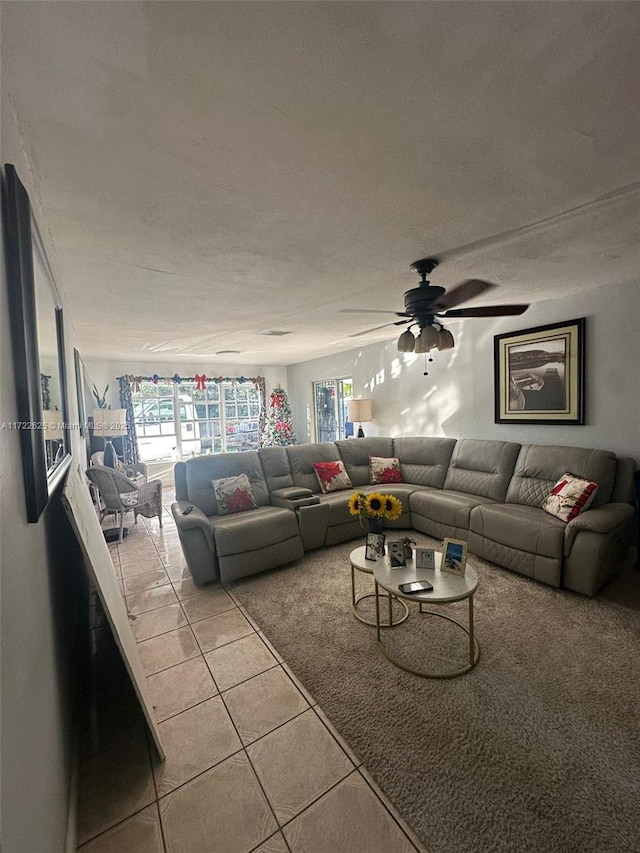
85,464,163,541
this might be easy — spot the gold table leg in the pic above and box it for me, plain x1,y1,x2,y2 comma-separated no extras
351,563,408,628
377,592,480,679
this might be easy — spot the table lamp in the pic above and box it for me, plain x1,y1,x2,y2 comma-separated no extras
347,399,372,438
92,408,128,467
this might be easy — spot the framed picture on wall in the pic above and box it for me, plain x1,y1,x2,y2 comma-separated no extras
494,318,585,424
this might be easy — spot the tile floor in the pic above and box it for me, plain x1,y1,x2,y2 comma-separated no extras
77,490,426,853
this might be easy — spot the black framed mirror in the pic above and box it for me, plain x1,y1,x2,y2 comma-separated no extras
2,163,71,521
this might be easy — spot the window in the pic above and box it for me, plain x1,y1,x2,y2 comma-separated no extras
313,378,352,443
132,380,262,462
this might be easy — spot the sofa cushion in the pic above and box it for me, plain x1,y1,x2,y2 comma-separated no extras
506,445,616,509
470,503,566,559
370,456,402,485
313,461,353,493
177,451,270,516
211,506,300,556
287,442,342,493
258,446,295,492
410,488,497,533
212,473,258,515
542,473,598,522
392,437,456,488
443,439,521,501
335,437,394,486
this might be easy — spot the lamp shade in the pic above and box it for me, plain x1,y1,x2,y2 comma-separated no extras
347,399,372,424
397,329,415,352
415,325,439,353
92,408,129,438
437,328,455,351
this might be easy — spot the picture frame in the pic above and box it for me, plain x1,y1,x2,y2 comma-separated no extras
441,538,468,577
416,548,435,570
365,531,385,561
388,540,406,568
494,318,585,425
2,163,71,522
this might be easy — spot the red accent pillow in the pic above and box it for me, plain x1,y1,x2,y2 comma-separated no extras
370,456,402,485
542,473,598,522
313,461,353,494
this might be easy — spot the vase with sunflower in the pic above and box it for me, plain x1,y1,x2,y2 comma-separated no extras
348,491,403,533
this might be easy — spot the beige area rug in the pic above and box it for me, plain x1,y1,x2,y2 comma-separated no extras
228,532,640,853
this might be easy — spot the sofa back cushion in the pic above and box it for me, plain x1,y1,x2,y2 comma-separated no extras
258,446,295,492
392,437,456,488
335,437,394,486
177,451,270,516
286,442,342,493
506,445,617,509
444,439,521,501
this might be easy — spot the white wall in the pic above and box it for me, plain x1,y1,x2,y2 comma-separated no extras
1,193,87,851
287,279,639,461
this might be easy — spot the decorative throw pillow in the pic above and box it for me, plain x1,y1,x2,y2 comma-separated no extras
542,473,598,523
313,461,353,494
370,456,402,485
212,473,258,515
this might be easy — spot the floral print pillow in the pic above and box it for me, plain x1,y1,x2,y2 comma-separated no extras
542,473,598,522
370,456,402,485
212,473,258,515
313,461,353,494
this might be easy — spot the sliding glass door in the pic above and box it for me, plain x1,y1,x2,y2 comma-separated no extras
313,378,352,443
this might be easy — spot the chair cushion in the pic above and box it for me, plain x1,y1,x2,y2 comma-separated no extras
212,474,258,515
119,492,139,507
542,473,598,522
370,456,402,485
211,507,300,556
313,461,353,494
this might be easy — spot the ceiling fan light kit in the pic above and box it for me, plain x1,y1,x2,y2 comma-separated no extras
397,328,416,352
437,328,455,351
351,258,529,374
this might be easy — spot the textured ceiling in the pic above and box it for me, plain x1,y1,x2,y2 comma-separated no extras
2,1,639,365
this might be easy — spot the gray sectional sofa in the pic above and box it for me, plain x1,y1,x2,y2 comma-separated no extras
171,436,636,597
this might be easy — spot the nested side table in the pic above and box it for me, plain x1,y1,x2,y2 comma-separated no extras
373,554,480,679
349,546,409,627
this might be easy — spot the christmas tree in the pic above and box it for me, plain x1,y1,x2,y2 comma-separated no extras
262,385,297,446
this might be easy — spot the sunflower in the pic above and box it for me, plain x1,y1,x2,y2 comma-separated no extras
348,492,366,516
383,495,403,521
365,493,387,517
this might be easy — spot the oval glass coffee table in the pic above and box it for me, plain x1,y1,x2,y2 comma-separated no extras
373,552,480,678
350,546,409,627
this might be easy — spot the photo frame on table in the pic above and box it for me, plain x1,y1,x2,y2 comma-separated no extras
365,532,385,561
494,318,585,425
441,538,468,577
416,548,436,570
388,541,406,568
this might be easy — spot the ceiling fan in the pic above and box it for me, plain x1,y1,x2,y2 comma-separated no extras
342,258,529,364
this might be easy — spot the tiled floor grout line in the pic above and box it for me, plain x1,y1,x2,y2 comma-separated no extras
88,509,424,852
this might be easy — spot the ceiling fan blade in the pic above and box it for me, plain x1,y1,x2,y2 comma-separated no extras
431,279,498,311
348,319,409,338
338,308,403,316
438,304,530,318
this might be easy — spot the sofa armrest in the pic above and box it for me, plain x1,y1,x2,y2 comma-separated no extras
270,487,320,510
564,503,635,553
171,501,214,539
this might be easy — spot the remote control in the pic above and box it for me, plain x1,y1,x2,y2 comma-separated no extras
182,506,194,515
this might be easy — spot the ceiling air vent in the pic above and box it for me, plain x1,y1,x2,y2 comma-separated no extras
261,330,292,336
